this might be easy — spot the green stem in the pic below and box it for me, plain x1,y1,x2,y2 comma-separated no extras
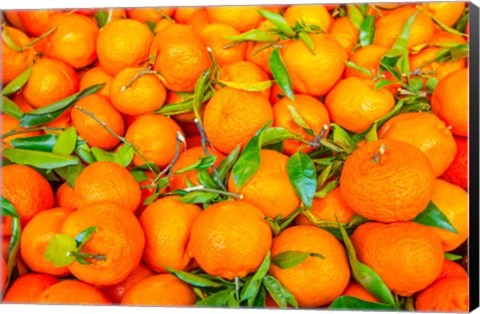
0,127,65,140
309,124,329,149
234,276,240,302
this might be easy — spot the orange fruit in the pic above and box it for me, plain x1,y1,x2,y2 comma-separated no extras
428,179,468,252
186,135,203,148
100,262,154,303
110,67,167,116
329,17,359,56
1,114,42,145
325,77,395,133
228,149,300,219
282,5,332,32
79,66,113,97
61,201,145,286
340,139,436,223
96,19,154,75
342,281,380,303
187,9,210,33
153,18,175,34
378,112,457,177
17,10,62,37
431,68,468,137
20,207,73,277
199,23,246,67
270,225,350,307
126,7,175,24
45,13,99,68
55,182,79,210
71,94,125,150
295,187,355,225
374,6,435,49
124,114,185,168
74,161,141,213
37,280,111,304
140,197,202,273
43,109,73,133
344,45,389,80
203,87,273,154
189,200,272,279
244,20,282,74
153,24,212,92
217,60,271,99
4,11,28,32
282,34,347,96
410,47,466,80
3,273,59,303
174,7,201,24
2,26,35,84
442,137,468,190
1,165,54,234
206,6,263,32
431,31,467,45
273,94,330,155
121,274,196,306
423,2,466,27
415,276,468,312
351,221,444,296
23,58,79,108
170,147,225,191
439,259,468,279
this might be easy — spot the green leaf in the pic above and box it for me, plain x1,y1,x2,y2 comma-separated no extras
346,4,364,29
412,201,458,233
426,77,439,92
365,123,378,142
383,11,420,57
426,8,468,37
218,80,273,92
44,234,77,267
252,286,266,307
258,10,295,36
272,251,323,269
329,296,396,310
359,15,375,46
339,224,396,306
193,69,211,123
288,105,315,137
298,32,315,54
262,275,298,309
53,126,77,156
270,48,295,101
261,127,295,147
225,29,277,43
315,178,339,198
145,21,156,33
232,121,270,189
3,148,80,169
454,11,469,33
409,77,424,92
450,44,468,62
74,142,96,164
396,55,411,79
345,61,372,76
20,84,104,127
75,227,97,249
240,251,271,303
197,169,219,189
175,156,217,174
444,253,463,261
1,196,20,219
217,145,241,182
1,96,25,120
130,170,149,183
2,63,33,96
2,27,23,52
165,266,223,288
94,10,109,28
374,79,396,91
55,164,84,188
10,134,58,152
195,290,230,307
287,152,316,209
331,123,356,153
91,145,134,168
180,191,219,204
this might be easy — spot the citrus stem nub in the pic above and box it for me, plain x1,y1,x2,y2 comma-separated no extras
371,144,386,163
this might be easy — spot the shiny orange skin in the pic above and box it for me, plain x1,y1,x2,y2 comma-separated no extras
429,179,468,252
217,61,271,99
199,23,246,66
351,222,444,296
100,262,154,303
439,259,468,280
283,5,332,32
344,45,389,80
124,114,185,168
174,7,201,24
121,274,196,306
282,34,347,96
340,139,435,223
203,87,273,154
140,197,202,273
273,94,330,155
442,137,468,190
126,8,175,23
110,67,167,116
415,276,468,312
410,47,466,80
61,202,145,286
74,161,141,213
228,150,300,220
296,187,355,226
55,182,79,210
342,281,380,303
378,112,457,177
189,200,272,279
153,24,212,92
244,20,282,74
374,6,435,49
79,66,113,98
20,208,73,277
37,280,112,304
170,147,225,191
431,31,467,45
206,6,263,32
2,26,35,84
330,17,359,56
18,10,62,37
431,68,469,137
187,9,210,33
4,11,28,32
3,274,59,303
45,13,99,68
423,2,466,27
23,58,79,108
270,226,350,307
96,19,154,75
325,77,395,134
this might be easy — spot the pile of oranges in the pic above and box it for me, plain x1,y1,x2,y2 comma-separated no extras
0,2,471,312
